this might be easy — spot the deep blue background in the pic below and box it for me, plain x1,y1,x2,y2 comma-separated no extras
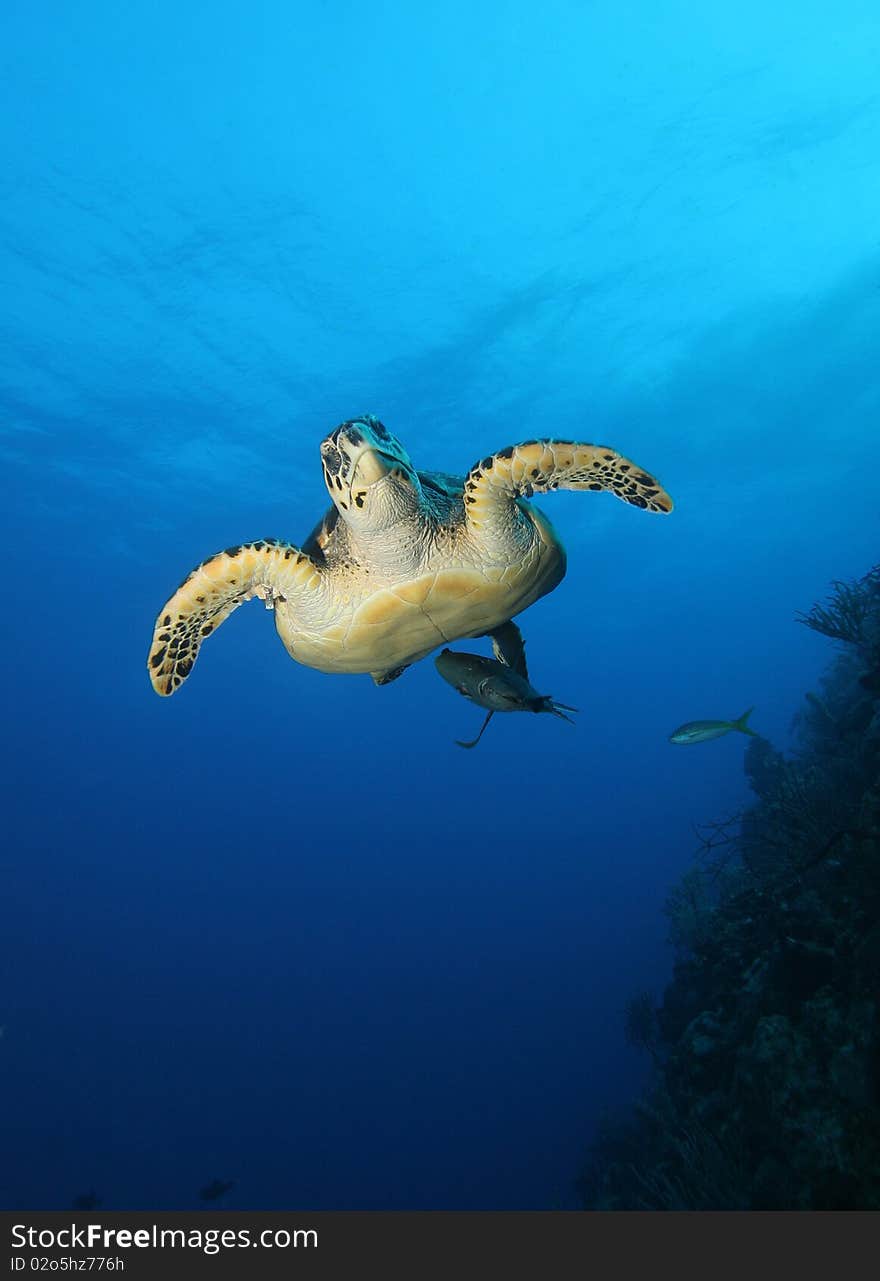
1,1,878,1209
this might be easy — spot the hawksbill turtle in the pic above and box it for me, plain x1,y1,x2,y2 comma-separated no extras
147,415,673,696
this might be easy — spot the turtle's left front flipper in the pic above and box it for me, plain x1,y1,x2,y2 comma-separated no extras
147,539,321,696
463,439,673,532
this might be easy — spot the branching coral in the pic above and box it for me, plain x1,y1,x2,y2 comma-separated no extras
663,866,717,953
796,566,880,648
627,1117,750,1211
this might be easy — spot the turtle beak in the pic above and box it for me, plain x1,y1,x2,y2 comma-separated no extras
322,424,396,488
352,448,394,487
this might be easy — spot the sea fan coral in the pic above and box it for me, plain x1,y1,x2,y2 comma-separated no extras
796,566,880,648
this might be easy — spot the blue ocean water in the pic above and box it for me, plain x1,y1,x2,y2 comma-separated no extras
1,0,878,1210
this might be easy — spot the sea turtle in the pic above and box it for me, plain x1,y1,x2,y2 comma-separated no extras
147,414,673,696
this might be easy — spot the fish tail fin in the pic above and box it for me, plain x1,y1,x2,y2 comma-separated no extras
733,707,758,737
551,706,577,726
539,696,578,726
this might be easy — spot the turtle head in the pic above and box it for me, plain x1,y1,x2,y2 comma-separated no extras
320,415,422,532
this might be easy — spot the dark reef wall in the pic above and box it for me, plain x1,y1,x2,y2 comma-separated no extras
580,567,880,1210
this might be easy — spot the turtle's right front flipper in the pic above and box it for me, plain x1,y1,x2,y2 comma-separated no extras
147,539,321,696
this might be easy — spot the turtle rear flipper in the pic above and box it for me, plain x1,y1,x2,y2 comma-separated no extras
147,540,321,696
371,664,410,686
488,620,528,679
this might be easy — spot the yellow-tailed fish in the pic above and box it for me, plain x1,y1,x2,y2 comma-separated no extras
669,708,757,745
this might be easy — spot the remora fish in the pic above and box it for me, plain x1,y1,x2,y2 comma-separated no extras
435,648,577,749
669,708,757,745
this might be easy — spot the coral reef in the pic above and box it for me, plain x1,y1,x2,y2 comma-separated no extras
580,565,880,1209
795,566,880,651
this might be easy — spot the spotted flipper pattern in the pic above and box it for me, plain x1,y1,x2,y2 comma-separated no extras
147,539,320,696
463,439,673,533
